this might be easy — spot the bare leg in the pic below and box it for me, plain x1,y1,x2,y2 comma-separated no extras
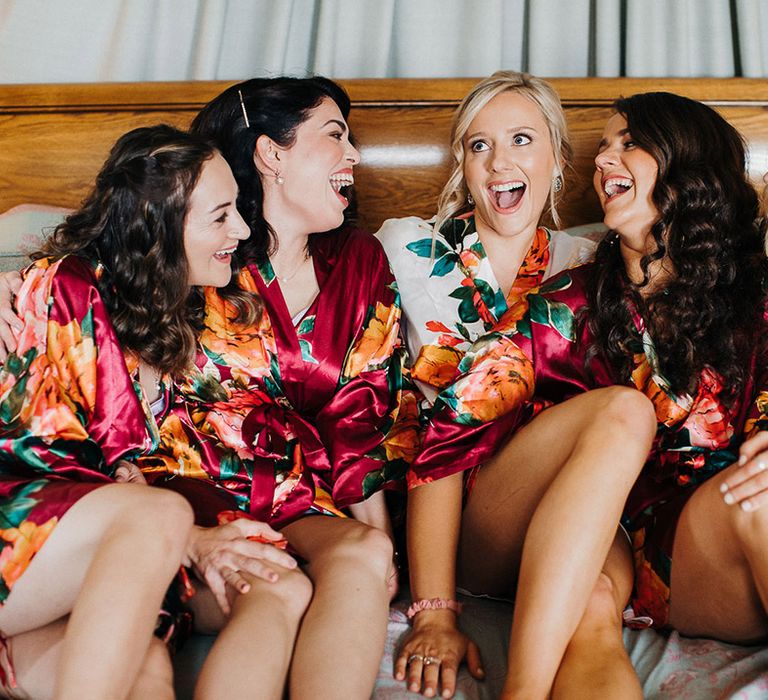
454,387,655,699
669,463,768,642
282,516,392,700
190,566,312,700
552,534,642,700
0,484,193,700
9,620,176,700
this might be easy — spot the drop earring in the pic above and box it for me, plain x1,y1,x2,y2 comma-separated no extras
275,169,284,185
552,175,563,193
467,192,474,206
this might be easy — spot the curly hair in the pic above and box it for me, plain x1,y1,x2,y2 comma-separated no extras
433,71,572,236
585,92,767,397
190,76,354,260
37,124,260,377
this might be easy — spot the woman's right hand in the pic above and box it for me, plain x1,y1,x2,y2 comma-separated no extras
0,270,23,362
186,519,298,615
394,612,484,698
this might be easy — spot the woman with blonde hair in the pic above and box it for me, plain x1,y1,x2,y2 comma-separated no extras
379,72,656,699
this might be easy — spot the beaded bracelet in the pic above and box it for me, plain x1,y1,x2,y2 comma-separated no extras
406,597,463,619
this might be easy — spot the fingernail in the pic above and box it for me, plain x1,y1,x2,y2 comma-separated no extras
720,482,729,493
741,500,753,512
724,492,735,505
410,683,419,692
739,454,748,466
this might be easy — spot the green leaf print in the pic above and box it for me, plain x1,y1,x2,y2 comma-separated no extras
299,339,319,365
515,315,532,339
79,306,95,339
362,470,385,498
547,300,575,341
218,449,241,480
539,273,572,294
0,479,45,529
296,315,316,336
406,238,450,259
528,294,550,326
457,297,480,324
431,255,457,277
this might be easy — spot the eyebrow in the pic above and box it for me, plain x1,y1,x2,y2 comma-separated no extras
597,128,631,150
208,202,231,214
465,126,538,140
323,119,348,132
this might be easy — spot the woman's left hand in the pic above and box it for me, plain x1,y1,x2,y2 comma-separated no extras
720,432,768,510
114,459,148,484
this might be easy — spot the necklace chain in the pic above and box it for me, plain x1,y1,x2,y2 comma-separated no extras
271,252,310,283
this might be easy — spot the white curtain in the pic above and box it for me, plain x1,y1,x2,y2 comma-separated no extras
0,0,766,82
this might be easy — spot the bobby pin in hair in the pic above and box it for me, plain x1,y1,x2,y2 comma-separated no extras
238,89,250,129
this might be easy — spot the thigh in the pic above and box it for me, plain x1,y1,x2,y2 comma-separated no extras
669,464,768,642
459,387,646,595
0,482,177,636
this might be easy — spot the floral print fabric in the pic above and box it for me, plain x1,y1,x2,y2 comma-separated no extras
140,229,420,528
0,257,159,603
412,263,768,627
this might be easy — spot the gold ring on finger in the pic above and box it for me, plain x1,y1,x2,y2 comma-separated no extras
407,654,424,664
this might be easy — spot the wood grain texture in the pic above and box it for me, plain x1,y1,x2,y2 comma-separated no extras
1,79,767,232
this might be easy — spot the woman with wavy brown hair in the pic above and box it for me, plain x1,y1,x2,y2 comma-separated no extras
407,92,768,698
0,124,281,699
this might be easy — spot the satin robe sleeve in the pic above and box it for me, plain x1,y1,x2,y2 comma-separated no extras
313,238,421,507
409,265,613,487
0,256,154,480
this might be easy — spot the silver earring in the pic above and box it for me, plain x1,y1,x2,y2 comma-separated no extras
467,192,474,206
553,175,563,193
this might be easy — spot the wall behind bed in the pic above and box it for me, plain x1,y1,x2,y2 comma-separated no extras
1,78,767,235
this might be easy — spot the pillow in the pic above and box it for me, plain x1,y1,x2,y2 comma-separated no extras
0,204,70,271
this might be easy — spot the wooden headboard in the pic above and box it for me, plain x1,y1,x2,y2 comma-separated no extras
1,78,767,233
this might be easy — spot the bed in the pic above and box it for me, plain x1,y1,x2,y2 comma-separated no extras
2,77,768,699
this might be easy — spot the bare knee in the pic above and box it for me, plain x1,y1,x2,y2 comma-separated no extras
260,567,313,619
597,386,656,439
111,487,193,563
728,496,768,550
326,523,393,578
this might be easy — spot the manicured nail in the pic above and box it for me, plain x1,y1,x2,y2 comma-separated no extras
741,500,753,512
739,454,748,466
720,482,729,493
724,492,735,505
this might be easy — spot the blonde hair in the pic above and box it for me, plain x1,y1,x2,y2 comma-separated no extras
433,71,572,237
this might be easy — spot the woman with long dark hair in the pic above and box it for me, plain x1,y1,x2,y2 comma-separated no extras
406,92,768,698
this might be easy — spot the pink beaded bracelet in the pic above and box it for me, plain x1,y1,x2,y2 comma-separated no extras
406,597,463,619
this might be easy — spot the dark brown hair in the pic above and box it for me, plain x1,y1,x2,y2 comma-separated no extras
37,124,260,376
586,92,767,396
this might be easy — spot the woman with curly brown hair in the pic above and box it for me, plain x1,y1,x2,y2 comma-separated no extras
0,124,288,699
407,92,768,698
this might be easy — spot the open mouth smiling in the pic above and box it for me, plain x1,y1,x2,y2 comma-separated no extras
602,176,633,201
489,181,526,211
330,171,354,205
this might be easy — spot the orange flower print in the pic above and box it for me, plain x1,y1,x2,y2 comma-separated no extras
13,259,56,360
46,316,98,415
685,395,734,450
458,248,482,273
412,344,463,389
0,517,58,591
451,338,534,423
382,390,421,463
151,414,206,478
24,370,89,442
201,273,274,380
343,302,400,379
632,355,689,427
